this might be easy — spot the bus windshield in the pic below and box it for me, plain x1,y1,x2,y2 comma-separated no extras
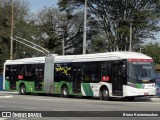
128,61,155,81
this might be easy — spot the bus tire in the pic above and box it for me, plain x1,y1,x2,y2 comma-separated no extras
19,84,26,95
100,87,110,101
61,86,69,98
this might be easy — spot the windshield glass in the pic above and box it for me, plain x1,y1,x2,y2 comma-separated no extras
128,61,155,81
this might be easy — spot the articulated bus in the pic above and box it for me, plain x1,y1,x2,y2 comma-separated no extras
3,51,156,101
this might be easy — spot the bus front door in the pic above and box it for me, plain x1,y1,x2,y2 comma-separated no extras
112,61,124,96
72,64,82,93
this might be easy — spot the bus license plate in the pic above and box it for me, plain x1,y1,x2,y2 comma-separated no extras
144,84,154,89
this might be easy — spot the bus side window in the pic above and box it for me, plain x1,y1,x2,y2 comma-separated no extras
5,65,10,80
91,62,101,82
17,65,25,75
83,63,92,82
25,64,33,76
83,62,101,83
101,62,111,82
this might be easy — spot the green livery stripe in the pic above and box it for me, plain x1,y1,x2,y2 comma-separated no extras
5,80,10,90
135,83,142,88
82,83,93,96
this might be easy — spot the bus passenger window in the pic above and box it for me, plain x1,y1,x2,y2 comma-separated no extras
5,66,10,80
83,63,92,82
83,62,101,83
101,62,111,82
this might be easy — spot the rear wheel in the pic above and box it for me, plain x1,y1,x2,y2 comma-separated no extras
19,84,26,95
100,87,110,101
61,86,69,98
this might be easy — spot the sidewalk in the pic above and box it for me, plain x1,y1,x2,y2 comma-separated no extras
150,96,160,102
0,91,17,98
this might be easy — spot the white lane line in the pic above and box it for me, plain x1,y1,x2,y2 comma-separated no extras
22,97,54,101
23,108,36,110
0,95,12,99
0,118,8,120
51,109,69,111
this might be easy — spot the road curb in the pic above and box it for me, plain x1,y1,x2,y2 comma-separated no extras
0,95,13,99
0,91,14,98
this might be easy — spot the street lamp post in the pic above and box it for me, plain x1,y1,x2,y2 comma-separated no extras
10,0,14,60
83,0,87,54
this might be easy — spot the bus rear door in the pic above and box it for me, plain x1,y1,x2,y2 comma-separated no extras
72,63,82,93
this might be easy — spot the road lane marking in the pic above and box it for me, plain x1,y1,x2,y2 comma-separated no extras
51,109,69,111
23,108,36,110
0,118,8,120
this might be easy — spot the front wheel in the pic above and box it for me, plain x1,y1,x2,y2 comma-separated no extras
100,87,110,101
19,84,26,95
61,86,69,98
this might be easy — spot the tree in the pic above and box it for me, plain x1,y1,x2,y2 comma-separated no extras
37,7,91,55
142,42,160,64
0,0,30,73
58,0,160,52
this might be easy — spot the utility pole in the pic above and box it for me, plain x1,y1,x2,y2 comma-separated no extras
62,31,65,55
83,0,87,54
129,22,132,51
10,0,14,60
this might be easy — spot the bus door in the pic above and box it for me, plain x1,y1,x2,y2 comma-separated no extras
112,61,124,96
72,63,82,93
9,65,17,90
34,64,44,91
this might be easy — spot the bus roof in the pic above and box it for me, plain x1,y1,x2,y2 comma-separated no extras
4,51,153,65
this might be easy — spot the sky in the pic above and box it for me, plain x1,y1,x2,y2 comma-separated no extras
28,0,58,13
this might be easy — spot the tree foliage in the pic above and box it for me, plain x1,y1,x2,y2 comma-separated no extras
58,0,160,51
0,0,34,72
142,42,160,64
0,0,160,73
37,5,99,54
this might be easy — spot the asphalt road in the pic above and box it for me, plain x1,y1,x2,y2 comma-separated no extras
0,92,160,120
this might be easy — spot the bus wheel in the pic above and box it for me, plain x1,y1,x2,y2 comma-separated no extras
19,84,26,95
101,88,109,101
61,86,69,98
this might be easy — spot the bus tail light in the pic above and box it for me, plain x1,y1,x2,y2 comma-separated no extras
18,75,24,80
102,76,110,82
